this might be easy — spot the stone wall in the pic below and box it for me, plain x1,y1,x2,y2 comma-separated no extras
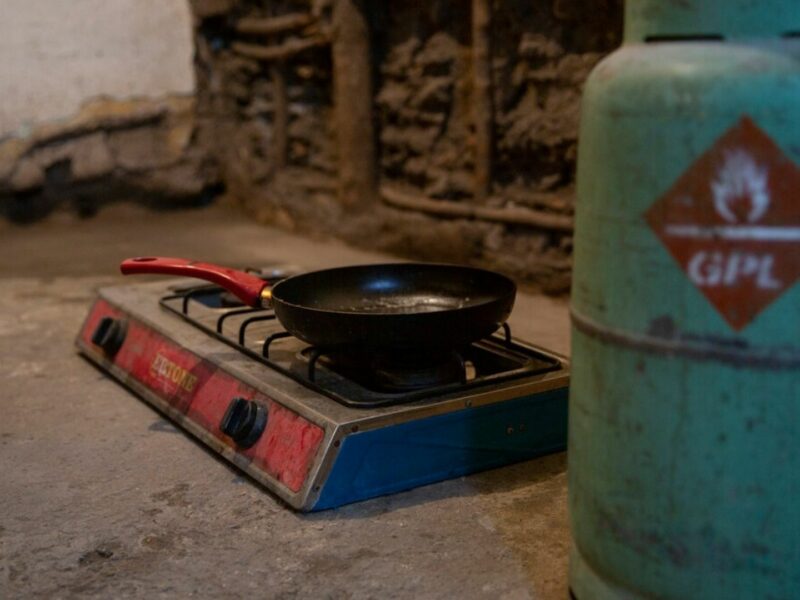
191,0,623,291
378,31,474,199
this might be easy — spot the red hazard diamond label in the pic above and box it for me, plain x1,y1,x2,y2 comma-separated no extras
645,116,800,330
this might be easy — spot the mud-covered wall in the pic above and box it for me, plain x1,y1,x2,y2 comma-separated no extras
191,0,622,291
376,4,473,199
190,0,340,234
0,1,622,288
375,1,618,198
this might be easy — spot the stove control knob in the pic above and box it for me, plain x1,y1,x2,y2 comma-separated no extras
91,317,128,357
220,398,267,448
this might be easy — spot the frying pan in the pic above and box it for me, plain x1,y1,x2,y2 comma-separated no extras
120,257,516,351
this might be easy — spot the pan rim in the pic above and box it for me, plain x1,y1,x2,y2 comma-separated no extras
270,261,517,318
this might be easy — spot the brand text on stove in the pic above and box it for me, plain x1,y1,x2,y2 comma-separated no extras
150,353,198,393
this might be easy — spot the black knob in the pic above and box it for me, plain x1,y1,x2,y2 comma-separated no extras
91,317,127,356
220,398,267,448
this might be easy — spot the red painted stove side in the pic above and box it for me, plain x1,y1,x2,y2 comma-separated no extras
261,403,325,492
80,299,324,493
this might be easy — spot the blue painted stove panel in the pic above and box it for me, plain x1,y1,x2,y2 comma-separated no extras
313,388,567,510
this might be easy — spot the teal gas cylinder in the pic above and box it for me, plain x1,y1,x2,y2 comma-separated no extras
569,1,800,598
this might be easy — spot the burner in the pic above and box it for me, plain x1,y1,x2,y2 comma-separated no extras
174,285,563,408
311,348,467,393
370,351,467,392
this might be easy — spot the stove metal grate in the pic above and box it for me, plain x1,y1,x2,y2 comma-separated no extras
159,284,562,408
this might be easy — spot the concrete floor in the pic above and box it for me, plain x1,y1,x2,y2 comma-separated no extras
0,204,571,599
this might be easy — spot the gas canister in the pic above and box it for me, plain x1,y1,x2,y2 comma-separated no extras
569,1,800,598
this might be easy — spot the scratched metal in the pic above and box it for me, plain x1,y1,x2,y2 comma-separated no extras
568,2,800,598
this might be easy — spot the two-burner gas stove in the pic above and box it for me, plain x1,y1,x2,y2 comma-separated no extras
76,267,569,511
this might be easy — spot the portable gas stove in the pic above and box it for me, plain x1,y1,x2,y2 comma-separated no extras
76,266,569,511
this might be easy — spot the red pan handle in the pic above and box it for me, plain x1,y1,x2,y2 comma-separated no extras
120,257,269,307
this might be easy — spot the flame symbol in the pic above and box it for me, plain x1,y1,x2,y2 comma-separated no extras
711,149,770,223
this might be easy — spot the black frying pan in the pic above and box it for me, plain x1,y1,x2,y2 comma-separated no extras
120,257,516,351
